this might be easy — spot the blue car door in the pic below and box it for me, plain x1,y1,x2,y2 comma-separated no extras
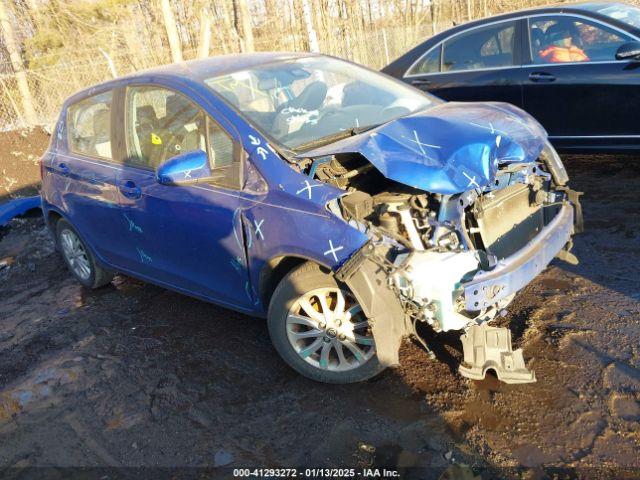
113,84,253,310
52,89,125,265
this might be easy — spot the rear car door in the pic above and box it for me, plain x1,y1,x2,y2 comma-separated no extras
522,14,640,148
114,84,253,309
53,89,125,265
403,19,525,107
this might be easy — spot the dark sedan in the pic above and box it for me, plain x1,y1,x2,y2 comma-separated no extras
382,2,640,153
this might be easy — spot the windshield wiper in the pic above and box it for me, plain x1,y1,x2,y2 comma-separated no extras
294,124,381,153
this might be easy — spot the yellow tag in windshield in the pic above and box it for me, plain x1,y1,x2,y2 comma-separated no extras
150,133,162,145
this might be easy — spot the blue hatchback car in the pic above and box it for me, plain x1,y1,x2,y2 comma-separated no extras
41,53,582,384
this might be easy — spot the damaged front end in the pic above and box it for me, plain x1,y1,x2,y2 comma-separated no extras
302,104,583,384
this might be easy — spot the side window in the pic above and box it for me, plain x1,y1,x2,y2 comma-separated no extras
125,86,206,170
67,91,112,159
407,46,441,76
443,21,516,72
530,16,631,64
208,120,234,168
208,119,242,190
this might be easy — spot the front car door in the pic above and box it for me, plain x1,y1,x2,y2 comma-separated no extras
402,18,525,107
522,13,640,151
114,83,253,310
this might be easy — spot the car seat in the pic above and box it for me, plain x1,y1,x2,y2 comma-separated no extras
135,105,158,163
92,109,111,158
271,81,327,137
530,26,545,55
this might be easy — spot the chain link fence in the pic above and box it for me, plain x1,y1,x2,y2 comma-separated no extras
0,24,437,132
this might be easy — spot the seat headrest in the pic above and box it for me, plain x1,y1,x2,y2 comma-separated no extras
137,105,157,124
288,81,327,111
93,109,110,141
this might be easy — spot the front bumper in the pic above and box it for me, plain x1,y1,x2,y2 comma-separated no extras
462,203,574,311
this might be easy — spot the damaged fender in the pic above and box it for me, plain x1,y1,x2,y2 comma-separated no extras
336,242,409,366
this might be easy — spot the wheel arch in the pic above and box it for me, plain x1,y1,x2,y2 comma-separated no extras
44,207,66,245
259,254,332,309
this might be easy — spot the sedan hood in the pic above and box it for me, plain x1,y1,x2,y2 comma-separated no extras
299,102,547,195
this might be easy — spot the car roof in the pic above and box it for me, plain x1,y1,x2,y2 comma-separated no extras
129,51,317,80
65,52,318,105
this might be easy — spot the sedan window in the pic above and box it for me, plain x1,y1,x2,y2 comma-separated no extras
67,91,113,160
407,45,441,76
442,21,516,72
584,3,640,29
530,16,632,64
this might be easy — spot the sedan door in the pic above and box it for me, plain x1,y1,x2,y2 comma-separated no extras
522,14,640,149
402,19,526,107
114,84,253,310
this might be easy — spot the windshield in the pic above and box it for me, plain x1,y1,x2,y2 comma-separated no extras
586,3,640,29
205,56,437,151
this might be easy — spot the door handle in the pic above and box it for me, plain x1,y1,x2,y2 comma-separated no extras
411,79,432,87
118,180,142,199
57,162,70,176
528,72,556,82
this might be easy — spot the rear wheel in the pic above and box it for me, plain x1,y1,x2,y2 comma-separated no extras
268,263,384,383
56,218,113,289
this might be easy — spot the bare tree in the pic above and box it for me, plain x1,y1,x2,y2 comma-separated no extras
160,0,183,62
232,0,254,52
300,0,320,52
197,7,211,59
0,0,37,125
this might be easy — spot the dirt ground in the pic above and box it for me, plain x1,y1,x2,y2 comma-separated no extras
0,128,50,203
0,130,638,478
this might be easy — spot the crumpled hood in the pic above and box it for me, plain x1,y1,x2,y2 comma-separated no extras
299,102,548,195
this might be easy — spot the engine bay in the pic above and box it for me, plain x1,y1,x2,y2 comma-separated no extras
305,150,578,334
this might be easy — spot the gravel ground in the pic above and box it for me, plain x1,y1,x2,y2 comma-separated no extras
0,130,638,478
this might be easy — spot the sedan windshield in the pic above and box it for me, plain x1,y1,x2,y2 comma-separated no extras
205,56,437,151
585,3,640,29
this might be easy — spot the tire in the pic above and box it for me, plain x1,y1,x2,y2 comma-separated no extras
268,262,385,383
56,218,114,289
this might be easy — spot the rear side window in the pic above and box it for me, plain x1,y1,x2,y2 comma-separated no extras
443,21,516,72
407,46,441,76
67,91,112,159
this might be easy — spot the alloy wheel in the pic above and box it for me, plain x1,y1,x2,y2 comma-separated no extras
60,229,91,281
286,287,375,372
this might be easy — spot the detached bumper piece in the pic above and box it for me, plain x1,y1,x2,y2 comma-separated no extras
459,324,536,384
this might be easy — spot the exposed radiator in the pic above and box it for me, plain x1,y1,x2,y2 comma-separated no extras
472,183,545,259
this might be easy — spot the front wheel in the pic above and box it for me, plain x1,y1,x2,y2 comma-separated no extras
268,263,384,383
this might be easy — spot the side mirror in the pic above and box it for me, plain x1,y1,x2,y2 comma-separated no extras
615,41,640,61
157,150,212,186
